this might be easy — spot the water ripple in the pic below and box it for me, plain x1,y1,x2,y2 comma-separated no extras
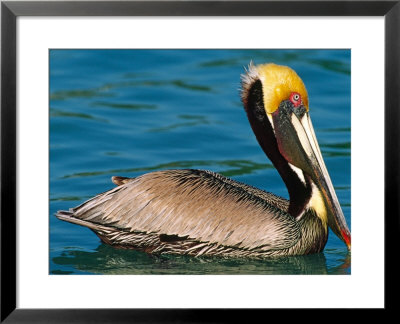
50,86,114,100
148,115,215,132
60,159,273,180
92,101,157,110
50,108,108,122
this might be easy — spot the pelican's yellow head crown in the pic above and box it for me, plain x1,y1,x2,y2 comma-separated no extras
242,63,309,114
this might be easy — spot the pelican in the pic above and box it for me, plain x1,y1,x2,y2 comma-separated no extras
56,63,351,257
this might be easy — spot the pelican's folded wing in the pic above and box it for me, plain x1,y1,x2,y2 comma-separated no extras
58,169,300,252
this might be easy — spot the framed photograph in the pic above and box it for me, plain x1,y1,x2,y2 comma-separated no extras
1,0,397,321
48,47,352,270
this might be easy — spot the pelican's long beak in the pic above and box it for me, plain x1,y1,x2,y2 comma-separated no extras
271,101,351,250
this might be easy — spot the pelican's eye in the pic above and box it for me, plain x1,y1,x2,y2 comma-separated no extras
289,92,302,107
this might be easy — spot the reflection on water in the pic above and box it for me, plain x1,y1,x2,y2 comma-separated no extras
50,49,351,275
51,243,350,275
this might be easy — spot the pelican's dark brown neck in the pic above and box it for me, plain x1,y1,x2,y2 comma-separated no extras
243,79,312,218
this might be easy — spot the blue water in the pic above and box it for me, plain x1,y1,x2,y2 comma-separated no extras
49,49,351,275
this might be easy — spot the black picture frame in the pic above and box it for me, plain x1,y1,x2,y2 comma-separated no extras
1,0,398,322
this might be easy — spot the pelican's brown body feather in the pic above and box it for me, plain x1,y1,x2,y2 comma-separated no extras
56,169,327,257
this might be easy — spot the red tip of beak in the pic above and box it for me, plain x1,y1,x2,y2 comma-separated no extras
341,229,351,250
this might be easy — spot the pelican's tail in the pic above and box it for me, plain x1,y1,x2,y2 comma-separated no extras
55,210,104,232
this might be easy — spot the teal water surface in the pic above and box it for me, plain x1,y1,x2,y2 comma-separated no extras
50,49,351,275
